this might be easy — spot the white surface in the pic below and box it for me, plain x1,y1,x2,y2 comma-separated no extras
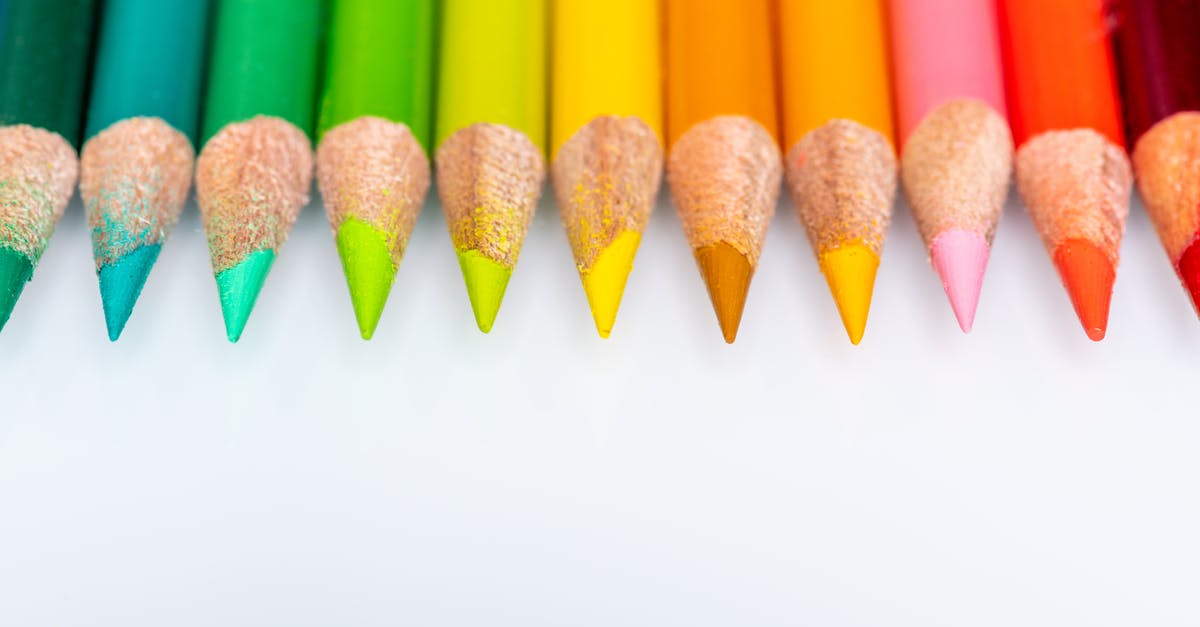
1,187,1198,626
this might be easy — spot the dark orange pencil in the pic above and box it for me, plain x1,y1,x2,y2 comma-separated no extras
665,0,782,343
998,0,1132,341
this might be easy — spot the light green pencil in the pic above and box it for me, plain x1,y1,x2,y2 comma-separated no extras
316,0,435,339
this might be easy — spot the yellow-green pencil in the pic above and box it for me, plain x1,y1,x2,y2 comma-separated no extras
435,0,547,333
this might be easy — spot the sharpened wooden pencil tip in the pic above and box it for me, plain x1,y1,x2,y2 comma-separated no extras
1053,238,1114,342
1178,238,1200,318
695,242,753,343
0,248,33,332
819,243,880,345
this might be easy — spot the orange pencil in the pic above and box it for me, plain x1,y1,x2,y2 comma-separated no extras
998,0,1132,341
778,0,897,345
665,0,782,343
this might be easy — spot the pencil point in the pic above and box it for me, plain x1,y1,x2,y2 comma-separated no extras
457,249,511,333
581,231,641,339
336,219,397,340
819,244,879,345
1176,238,1200,317
0,248,33,332
215,250,276,343
695,242,753,343
930,229,989,333
97,244,162,341
1053,238,1114,342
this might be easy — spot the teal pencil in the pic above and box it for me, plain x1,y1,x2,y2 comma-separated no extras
79,0,210,340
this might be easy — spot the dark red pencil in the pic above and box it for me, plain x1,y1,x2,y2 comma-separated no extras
1117,0,1200,314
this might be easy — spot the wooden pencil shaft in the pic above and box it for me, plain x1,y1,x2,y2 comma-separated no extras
436,0,546,152
1115,0,1200,144
0,0,97,146
201,0,321,144
319,0,435,150
86,0,210,144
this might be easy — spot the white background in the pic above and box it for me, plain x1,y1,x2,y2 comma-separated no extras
1,185,1198,625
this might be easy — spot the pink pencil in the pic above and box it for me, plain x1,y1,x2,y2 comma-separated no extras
889,0,1013,332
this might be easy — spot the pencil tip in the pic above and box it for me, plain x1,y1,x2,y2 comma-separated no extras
336,219,397,340
0,247,33,332
581,231,641,339
1053,239,1114,342
930,230,989,333
695,242,753,343
97,244,162,341
457,249,511,333
819,244,879,345
1176,238,1200,318
215,250,276,343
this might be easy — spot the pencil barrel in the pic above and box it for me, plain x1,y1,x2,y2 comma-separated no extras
319,0,435,149
0,0,96,145
1114,0,1200,145
86,0,210,144
202,0,322,143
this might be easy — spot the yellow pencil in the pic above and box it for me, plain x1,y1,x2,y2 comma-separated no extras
551,0,662,337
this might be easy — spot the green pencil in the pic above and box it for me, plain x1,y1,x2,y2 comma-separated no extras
195,0,322,342
0,0,96,331
316,0,435,339
80,0,210,340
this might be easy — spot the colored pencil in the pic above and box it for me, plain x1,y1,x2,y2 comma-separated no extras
998,0,1132,341
889,0,1012,333
779,0,896,345
317,0,434,339
0,0,95,331
195,0,320,342
551,0,662,338
1117,0,1200,315
665,0,781,343
80,0,209,340
436,0,546,333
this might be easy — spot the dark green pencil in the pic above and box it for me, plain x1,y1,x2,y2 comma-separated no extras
0,0,97,331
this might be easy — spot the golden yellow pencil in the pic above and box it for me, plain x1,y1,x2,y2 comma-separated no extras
779,0,897,345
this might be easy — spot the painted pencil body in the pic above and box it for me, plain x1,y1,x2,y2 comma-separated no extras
317,0,434,339
551,0,662,338
81,0,209,340
1116,1,1200,315
665,0,781,343
436,0,546,333
779,0,896,345
196,0,321,342
890,0,1012,332
999,0,1131,341
0,0,95,331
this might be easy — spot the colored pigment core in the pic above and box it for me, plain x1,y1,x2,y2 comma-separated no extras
98,243,161,341
215,249,276,343
1053,238,1114,342
929,229,990,334
0,247,33,331
819,242,880,345
336,218,397,340
581,230,641,339
1177,237,1200,317
695,241,753,344
456,248,512,333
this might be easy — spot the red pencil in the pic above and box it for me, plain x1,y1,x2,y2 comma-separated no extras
998,0,1132,341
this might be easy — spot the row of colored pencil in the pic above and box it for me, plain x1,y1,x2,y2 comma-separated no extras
0,0,1195,345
